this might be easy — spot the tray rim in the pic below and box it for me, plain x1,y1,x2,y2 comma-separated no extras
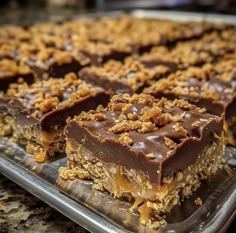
0,155,128,233
130,9,236,24
1,144,236,233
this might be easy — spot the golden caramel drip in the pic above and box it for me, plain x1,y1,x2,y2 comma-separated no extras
34,131,57,163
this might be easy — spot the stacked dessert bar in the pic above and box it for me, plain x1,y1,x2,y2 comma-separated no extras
0,15,235,227
62,94,224,226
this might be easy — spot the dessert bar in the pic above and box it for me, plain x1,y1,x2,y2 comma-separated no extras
24,48,90,79
140,29,236,70
0,59,34,91
0,73,109,162
79,57,177,94
60,93,224,226
145,57,236,145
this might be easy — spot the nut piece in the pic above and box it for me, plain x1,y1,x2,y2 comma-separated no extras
145,153,156,159
172,123,188,136
194,197,203,206
119,133,134,145
164,137,176,149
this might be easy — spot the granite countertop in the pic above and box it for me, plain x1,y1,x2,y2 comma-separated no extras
0,174,88,233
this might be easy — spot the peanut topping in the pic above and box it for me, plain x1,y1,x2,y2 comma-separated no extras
172,123,188,136
118,133,134,145
0,59,31,78
73,93,219,158
80,57,171,92
164,137,176,149
7,72,99,118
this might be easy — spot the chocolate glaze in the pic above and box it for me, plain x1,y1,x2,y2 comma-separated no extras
79,70,133,95
79,60,177,95
65,101,223,185
141,60,178,74
79,50,131,66
146,73,236,117
40,93,110,132
48,59,85,78
0,90,110,133
28,59,87,78
0,73,34,92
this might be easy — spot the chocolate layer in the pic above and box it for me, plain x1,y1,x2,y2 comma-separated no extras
0,73,34,92
0,74,110,133
79,58,176,94
65,94,223,185
0,59,34,91
144,60,236,117
26,48,91,78
29,58,86,79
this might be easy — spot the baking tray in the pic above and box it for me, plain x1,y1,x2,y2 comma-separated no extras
0,10,236,233
0,138,236,233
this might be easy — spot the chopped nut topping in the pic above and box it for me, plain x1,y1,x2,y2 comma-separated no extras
162,176,173,184
36,97,59,113
192,121,199,127
7,72,100,117
75,111,106,122
164,137,176,149
166,150,174,157
145,56,235,103
172,123,188,135
118,133,133,145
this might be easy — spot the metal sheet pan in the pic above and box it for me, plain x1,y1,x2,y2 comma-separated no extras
0,10,236,233
0,138,236,233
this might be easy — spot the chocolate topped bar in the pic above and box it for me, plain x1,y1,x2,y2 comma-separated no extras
61,93,224,226
0,73,109,161
65,94,223,184
25,48,90,78
79,57,176,94
69,40,133,65
0,59,34,91
140,30,236,69
144,58,236,144
144,59,236,115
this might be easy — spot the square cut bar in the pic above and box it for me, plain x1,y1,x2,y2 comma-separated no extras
0,73,110,162
60,93,224,226
144,58,236,145
0,59,34,91
79,57,177,95
140,29,236,70
25,48,91,79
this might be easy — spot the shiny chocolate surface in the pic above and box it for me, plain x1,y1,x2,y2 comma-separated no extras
65,94,223,184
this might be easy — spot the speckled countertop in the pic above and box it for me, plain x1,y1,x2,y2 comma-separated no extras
0,174,88,233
